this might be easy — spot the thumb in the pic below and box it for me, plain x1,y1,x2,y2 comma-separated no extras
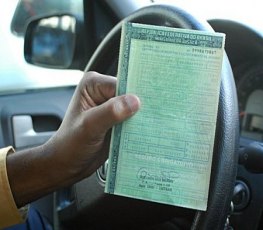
85,94,141,136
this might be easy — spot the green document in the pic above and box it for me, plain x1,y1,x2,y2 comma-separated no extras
105,22,225,211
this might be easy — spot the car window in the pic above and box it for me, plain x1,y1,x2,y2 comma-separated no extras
0,1,82,95
11,0,83,36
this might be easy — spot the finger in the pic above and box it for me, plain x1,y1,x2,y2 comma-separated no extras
80,72,117,105
84,94,141,137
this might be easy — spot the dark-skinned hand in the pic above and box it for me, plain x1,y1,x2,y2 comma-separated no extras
7,71,140,207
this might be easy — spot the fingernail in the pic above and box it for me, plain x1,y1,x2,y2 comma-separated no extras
124,95,141,114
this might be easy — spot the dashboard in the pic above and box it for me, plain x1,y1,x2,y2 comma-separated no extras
209,19,263,229
210,19,263,143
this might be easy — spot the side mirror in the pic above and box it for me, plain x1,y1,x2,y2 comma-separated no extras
24,14,84,69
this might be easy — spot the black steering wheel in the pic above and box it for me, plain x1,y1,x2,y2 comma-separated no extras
66,4,239,230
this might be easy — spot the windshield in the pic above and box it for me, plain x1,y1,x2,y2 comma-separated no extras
0,0,83,95
154,0,263,32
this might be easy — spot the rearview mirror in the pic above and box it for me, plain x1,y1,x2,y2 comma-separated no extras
24,15,77,69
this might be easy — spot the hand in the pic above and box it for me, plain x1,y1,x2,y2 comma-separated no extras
7,71,140,207
47,71,141,180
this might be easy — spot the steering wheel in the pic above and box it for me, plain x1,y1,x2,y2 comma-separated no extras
68,4,239,230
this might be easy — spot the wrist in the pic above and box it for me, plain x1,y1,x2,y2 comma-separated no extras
42,136,86,186
6,143,75,207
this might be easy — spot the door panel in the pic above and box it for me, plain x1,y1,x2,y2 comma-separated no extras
0,87,75,148
0,86,75,225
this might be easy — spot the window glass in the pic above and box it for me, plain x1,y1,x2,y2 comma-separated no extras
11,0,83,36
0,1,82,95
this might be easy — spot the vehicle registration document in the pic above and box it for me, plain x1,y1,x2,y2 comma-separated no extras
105,22,225,211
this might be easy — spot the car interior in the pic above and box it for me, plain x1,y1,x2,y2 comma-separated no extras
1,0,263,229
